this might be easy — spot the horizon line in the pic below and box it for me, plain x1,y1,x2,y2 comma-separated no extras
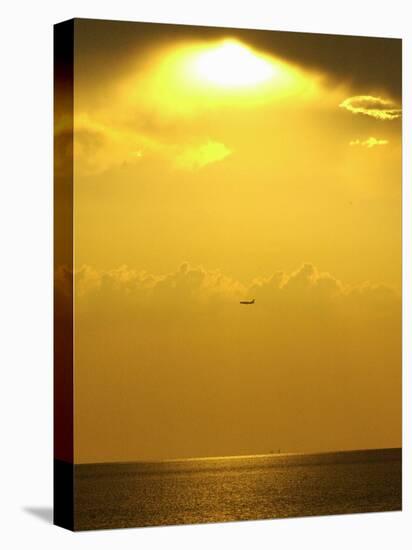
72,446,402,466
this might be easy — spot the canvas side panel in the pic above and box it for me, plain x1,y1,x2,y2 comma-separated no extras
54,19,75,531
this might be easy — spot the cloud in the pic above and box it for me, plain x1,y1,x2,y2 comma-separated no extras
248,263,399,320
250,263,342,303
55,261,399,323
339,95,401,120
57,113,234,176
71,263,245,317
71,115,160,175
349,137,389,148
174,140,232,170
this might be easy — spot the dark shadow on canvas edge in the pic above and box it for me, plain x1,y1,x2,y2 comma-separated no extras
23,506,53,524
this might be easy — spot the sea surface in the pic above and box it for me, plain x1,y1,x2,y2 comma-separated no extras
74,448,401,530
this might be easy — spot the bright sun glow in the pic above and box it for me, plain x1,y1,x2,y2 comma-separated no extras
125,39,317,117
191,40,275,88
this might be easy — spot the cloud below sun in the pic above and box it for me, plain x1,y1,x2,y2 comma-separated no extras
339,95,401,120
349,137,389,148
175,140,232,170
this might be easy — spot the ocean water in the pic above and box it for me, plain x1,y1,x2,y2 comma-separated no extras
74,448,401,530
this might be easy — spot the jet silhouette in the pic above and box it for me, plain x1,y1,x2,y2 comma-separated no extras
240,298,255,305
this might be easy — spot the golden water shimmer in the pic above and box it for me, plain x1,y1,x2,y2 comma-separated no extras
75,449,401,530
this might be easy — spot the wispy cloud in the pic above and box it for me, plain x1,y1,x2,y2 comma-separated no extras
174,141,232,170
57,114,234,176
340,95,401,120
349,137,389,148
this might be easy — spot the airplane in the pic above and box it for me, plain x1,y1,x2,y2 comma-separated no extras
240,298,255,305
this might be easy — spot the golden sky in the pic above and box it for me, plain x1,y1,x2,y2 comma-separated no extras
65,19,401,463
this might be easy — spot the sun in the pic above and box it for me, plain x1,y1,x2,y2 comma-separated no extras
190,39,275,88
128,38,315,116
